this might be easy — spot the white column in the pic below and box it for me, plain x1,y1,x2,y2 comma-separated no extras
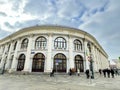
92,46,98,72
68,36,74,70
10,40,20,72
83,38,86,72
0,45,7,69
45,34,52,72
85,41,90,70
23,36,32,72
5,42,13,70
96,49,100,70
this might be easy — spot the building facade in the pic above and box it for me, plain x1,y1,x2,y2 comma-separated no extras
0,25,109,73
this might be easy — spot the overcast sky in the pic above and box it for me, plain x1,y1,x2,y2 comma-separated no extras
0,0,120,60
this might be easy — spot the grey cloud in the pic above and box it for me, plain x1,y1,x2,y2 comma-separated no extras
0,12,7,17
11,0,22,11
57,0,86,19
14,21,23,28
0,1,5,4
18,19,41,28
4,22,14,29
24,0,54,16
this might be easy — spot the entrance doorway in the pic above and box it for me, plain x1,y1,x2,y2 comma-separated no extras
54,53,66,72
74,55,84,72
32,53,45,72
17,54,25,71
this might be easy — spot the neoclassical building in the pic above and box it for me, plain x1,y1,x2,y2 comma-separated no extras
0,25,109,73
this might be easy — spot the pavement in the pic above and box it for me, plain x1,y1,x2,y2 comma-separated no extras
0,73,120,90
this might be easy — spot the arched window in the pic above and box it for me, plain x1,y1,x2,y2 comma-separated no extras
21,38,28,49
54,37,67,49
74,39,82,51
74,55,84,72
17,54,25,71
13,41,17,51
54,53,66,72
35,36,47,49
32,53,45,72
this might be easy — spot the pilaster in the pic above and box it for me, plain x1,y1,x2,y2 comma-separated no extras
85,41,90,70
5,42,13,70
10,40,20,72
23,35,33,72
68,36,74,69
0,45,7,69
45,34,52,72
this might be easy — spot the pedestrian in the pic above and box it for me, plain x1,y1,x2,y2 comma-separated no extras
115,68,119,76
50,69,55,77
102,69,107,77
85,69,89,79
106,68,111,78
111,68,115,78
99,69,102,75
69,68,72,76
77,69,80,76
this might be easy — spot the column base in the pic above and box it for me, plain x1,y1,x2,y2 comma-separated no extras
44,69,51,73
8,68,16,73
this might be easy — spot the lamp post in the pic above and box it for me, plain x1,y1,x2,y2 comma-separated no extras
87,42,94,79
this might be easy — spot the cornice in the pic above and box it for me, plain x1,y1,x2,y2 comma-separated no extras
0,25,108,57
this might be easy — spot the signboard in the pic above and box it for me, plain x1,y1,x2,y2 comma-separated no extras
31,52,35,54
55,63,58,65
56,59,62,63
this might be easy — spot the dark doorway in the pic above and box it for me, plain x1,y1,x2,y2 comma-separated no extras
17,54,25,71
54,53,66,72
32,53,45,72
75,55,84,72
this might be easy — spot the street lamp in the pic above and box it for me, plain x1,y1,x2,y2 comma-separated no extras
87,42,94,79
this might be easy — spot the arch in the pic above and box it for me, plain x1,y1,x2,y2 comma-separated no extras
32,53,45,72
54,37,67,49
74,55,84,72
21,38,29,49
54,53,67,72
17,54,25,71
74,39,82,51
35,36,47,49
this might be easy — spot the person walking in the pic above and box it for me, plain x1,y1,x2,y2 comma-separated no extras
99,69,102,75
106,68,111,78
69,68,72,76
77,69,80,76
50,69,55,77
85,69,89,79
111,68,115,78
102,69,107,77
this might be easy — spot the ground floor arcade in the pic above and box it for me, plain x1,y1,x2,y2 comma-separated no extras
6,52,87,73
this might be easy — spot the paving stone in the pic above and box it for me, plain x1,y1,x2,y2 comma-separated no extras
0,73,120,90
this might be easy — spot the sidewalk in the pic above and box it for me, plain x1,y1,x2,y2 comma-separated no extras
0,73,120,90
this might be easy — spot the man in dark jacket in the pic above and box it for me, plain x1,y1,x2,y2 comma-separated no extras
50,69,55,77
111,69,115,78
102,69,107,77
85,69,90,79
